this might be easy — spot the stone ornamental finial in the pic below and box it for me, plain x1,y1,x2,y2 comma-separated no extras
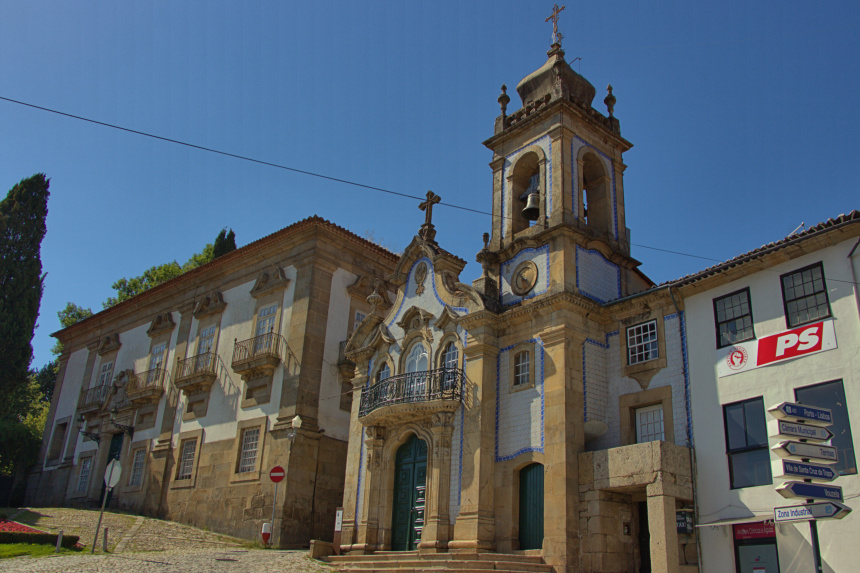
367,280,383,315
604,84,616,117
498,84,510,118
545,4,566,45
418,190,442,243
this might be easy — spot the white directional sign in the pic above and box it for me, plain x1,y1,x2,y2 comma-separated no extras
776,420,833,442
776,481,843,502
772,440,838,463
774,502,851,523
768,402,833,426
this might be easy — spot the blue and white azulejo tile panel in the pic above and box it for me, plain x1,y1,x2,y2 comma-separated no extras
500,245,550,307
495,339,545,462
575,245,621,304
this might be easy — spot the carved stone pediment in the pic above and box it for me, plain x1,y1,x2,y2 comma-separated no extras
192,291,227,318
396,307,436,334
146,312,176,337
433,306,461,332
250,265,290,299
97,333,121,356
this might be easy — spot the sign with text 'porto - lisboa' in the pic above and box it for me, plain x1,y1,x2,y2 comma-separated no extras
780,460,838,482
768,402,833,426
776,420,833,442
772,440,838,463
776,481,843,502
774,502,851,523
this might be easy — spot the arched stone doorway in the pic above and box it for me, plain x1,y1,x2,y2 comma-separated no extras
519,462,544,550
391,434,427,550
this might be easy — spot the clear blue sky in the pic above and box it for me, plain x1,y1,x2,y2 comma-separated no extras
2,1,858,370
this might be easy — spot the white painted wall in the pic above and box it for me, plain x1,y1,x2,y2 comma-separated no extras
319,268,357,441
686,237,860,573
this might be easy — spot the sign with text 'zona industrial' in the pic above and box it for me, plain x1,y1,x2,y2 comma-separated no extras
774,502,851,523
717,320,836,377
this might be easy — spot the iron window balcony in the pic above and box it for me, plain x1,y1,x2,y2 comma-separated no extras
232,332,286,379
79,384,110,413
359,367,464,424
174,352,218,395
126,368,168,405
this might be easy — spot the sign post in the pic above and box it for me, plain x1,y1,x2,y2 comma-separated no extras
92,459,121,554
267,466,285,547
768,401,849,573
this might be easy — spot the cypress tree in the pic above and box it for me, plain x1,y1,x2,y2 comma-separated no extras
0,174,49,418
213,227,236,258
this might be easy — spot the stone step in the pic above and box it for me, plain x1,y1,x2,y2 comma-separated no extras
328,553,545,564
328,553,554,573
333,560,551,571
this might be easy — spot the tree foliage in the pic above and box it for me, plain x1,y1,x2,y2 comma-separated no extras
213,228,236,258
0,174,49,419
0,374,50,477
58,302,93,328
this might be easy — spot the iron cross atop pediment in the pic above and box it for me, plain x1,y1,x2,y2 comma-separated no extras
546,4,565,45
418,190,441,243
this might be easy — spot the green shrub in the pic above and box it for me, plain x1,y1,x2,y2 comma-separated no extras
0,531,80,547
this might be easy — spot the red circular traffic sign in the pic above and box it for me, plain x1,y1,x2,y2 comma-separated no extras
269,466,285,483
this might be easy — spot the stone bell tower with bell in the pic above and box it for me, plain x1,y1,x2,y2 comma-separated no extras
479,6,651,305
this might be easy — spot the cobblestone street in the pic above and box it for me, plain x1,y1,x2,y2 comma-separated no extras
2,508,332,572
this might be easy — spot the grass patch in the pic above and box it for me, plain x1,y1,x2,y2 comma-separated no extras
0,542,82,559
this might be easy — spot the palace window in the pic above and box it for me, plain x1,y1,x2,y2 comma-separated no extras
77,457,92,493
514,351,530,386
781,262,831,328
627,320,658,365
97,361,114,387
238,428,260,473
724,397,771,488
376,362,391,384
635,404,665,443
177,438,197,480
128,449,146,486
714,288,755,348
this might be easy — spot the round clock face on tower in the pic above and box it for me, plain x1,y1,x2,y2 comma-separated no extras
511,260,539,296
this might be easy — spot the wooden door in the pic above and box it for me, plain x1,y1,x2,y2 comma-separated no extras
391,434,427,551
518,463,544,550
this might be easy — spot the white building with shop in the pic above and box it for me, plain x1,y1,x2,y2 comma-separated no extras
678,212,860,573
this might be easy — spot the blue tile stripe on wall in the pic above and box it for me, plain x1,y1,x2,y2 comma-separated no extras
581,332,618,423
495,337,545,462
501,135,552,239
572,136,619,240
386,256,469,329
575,245,622,304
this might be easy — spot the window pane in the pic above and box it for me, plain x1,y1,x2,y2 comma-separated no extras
729,448,773,488
744,399,769,446
724,403,748,451
238,428,260,473
796,381,857,476
782,263,830,327
177,438,197,479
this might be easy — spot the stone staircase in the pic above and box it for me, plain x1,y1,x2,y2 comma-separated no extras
327,551,555,573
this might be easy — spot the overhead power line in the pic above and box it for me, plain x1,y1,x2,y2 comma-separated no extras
1,95,856,286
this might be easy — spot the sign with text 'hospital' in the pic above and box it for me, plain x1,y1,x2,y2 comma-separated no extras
716,320,836,377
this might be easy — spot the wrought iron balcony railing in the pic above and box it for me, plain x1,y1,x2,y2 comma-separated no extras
232,332,286,367
175,352,217,382
359,367,464,418
127,368,168,395
80,384,110,410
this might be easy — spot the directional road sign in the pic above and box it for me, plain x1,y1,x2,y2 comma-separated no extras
776,481,843,502
772,440,838,463
776,420,834,442
768,402,833,426
774,502,852,523
780,460,838,482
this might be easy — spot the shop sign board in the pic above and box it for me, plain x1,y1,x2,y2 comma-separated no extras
717,320,836,377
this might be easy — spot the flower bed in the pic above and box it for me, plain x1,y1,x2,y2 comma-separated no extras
0,520,81,547
0,520,43,534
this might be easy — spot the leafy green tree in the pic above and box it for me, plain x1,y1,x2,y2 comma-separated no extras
213,228,236,258
58,302,93,328
0,174,49,419
0,374,49,485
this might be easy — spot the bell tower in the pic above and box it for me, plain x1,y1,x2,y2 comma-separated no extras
479,30,651,306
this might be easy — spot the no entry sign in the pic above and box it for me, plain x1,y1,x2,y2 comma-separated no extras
269,466,285,483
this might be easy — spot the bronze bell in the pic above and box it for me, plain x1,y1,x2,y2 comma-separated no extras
522,192,540,221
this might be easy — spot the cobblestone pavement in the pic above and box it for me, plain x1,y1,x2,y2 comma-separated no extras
1,548,333,572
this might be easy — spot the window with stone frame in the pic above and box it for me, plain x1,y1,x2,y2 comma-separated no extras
77,457,92,493
713,288,755,348
196,324,217,371
441,341,459,391
627,320,658,365
254,303,278,354
147,342,167,384
635,404,665,443
513,351,530,386
781,262,831,328
47,421,68,462
96,360,114,388
238,427,261,473
376,362,391,384
128,448,146,486
177,438,197,480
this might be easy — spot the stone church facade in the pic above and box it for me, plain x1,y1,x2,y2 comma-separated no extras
337,42,698,573
28,217,398,547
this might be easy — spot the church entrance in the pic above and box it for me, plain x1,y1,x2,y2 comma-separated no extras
518,462,544,550
99,432,124,504
391,434,427,551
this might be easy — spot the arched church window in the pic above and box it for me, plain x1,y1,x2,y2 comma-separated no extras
441,341,459,391
510,152,542,235
581,153,610,236
405,342,429,398
376,362,391,384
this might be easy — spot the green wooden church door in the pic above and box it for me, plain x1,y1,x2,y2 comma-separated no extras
519,463,544,550
391,434,427,551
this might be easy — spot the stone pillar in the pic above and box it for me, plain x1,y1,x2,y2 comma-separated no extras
340,357,370,553
450,341,497,553
646,486,680,573
357,425,386,551
489,157,505,252
419,411,455,553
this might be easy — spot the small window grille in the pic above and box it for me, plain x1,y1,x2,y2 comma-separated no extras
77,457,92,493
781,263,831,327
177,438,197,480
129,449,146,486
238,428,260,473
627,321,658,365
513,351,530,386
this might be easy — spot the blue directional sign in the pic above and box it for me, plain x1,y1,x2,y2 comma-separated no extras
777,420,833,442
769,402,833,426
776,481,843,502
774,502,852,523
781,460,838,482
